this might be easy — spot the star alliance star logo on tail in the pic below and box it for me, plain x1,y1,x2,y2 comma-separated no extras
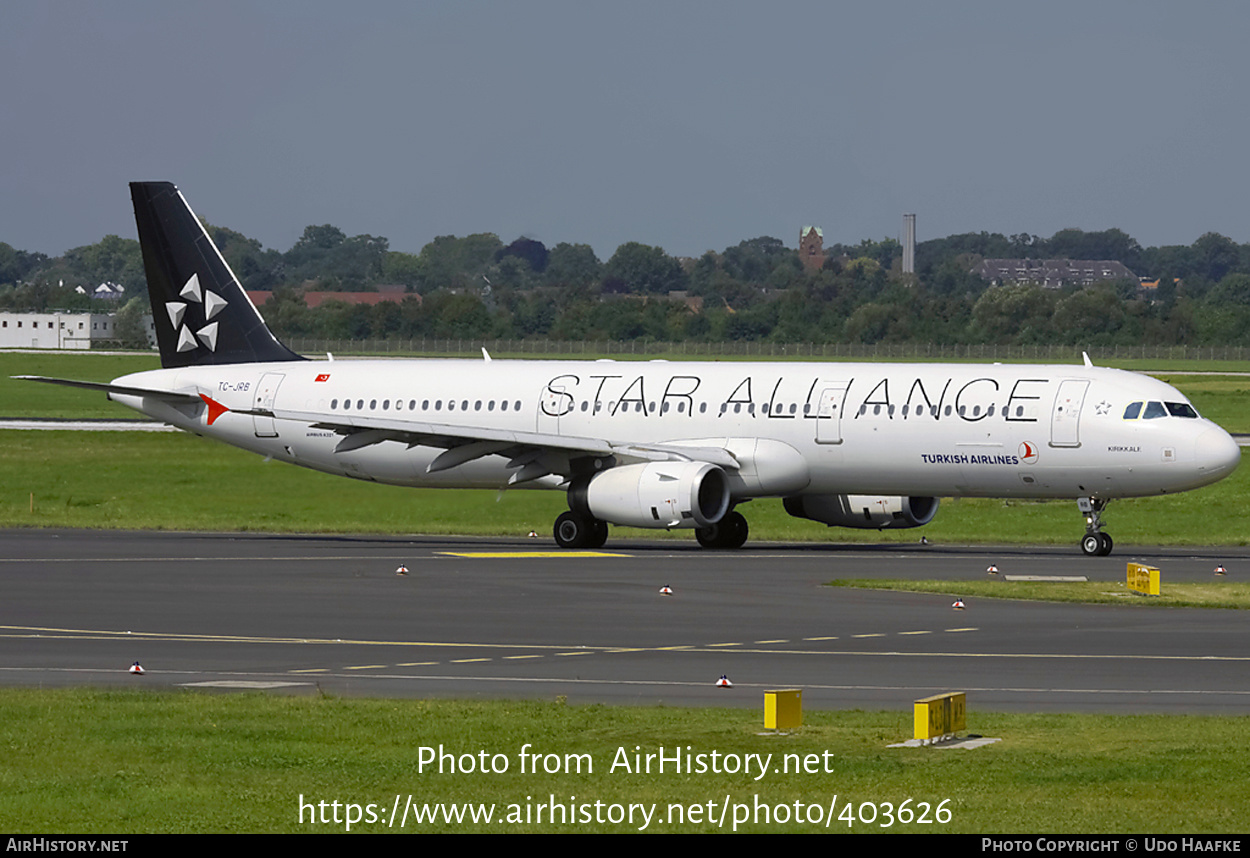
165,272,227,353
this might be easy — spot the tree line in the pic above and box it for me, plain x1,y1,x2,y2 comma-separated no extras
4,219,1250,347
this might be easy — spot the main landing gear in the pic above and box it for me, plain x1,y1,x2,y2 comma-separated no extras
551,509,750,550
695,510,749,549
1078,497,1113,556
553,511,609,549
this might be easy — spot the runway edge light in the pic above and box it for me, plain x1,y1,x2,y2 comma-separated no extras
764,689,802,730
716,675,733,688
129,662,145,675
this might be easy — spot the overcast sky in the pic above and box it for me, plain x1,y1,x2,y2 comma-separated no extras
3,1,1249,260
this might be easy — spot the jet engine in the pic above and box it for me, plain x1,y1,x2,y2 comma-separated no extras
569,462,731,529
783,494,939,529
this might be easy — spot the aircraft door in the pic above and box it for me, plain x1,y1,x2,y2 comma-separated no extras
537,382,571,436
815,383,848,444
253,372,286,438
1050,379,1089,447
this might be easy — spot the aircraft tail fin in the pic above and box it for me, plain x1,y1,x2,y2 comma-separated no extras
130,181,304,368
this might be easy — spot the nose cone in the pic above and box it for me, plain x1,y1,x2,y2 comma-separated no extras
1195,426,1241,484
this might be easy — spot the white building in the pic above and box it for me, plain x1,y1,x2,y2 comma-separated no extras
0,312,156,350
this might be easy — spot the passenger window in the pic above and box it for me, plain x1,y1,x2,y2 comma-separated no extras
1123,402,1142,420
1143,401,1166,419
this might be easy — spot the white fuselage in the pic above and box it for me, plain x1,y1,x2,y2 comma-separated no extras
108,358,1240,502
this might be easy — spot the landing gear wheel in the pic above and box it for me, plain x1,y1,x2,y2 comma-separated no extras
1081,532,1114,557
1077,497,1113,556
588,519,609,549
554,511,601,549
695,510,749,549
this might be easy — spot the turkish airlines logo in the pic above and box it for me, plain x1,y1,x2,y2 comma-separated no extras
1019,441,1040,465
165,272,227,353
315,373,331,383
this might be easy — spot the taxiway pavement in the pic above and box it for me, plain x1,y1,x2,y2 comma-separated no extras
3,529,1248,713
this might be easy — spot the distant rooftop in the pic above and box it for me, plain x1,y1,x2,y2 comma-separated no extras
973,258,1136,288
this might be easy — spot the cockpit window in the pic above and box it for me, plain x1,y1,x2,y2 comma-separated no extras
1165,401,1199,418
1142,401,1167,419
1123,401,1142,420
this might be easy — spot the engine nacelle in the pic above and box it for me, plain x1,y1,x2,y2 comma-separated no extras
570,462,731,529
783,494,939,530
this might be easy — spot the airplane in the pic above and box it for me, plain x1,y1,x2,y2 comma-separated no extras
17,182,1242,555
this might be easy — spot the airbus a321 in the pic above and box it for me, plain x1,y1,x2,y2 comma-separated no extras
19,183,1242,555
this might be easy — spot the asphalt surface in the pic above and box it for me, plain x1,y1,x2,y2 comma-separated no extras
4,529,1249,714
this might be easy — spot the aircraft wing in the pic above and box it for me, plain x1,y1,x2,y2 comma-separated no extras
267,405,740,483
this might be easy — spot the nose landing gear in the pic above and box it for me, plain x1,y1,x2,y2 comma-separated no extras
1078,498,1113,556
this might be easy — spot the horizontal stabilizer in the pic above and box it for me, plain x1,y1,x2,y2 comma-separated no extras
13,375,202,403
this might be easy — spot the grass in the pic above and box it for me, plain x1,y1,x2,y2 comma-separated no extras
2,429,1247,545
4,351,1249,834
830,578,1250,609
0,352,161,419
1,689,1247,833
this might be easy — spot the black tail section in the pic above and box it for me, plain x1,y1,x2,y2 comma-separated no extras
130,182,303,368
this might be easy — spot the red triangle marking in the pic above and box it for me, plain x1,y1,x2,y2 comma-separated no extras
200,394,229,425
